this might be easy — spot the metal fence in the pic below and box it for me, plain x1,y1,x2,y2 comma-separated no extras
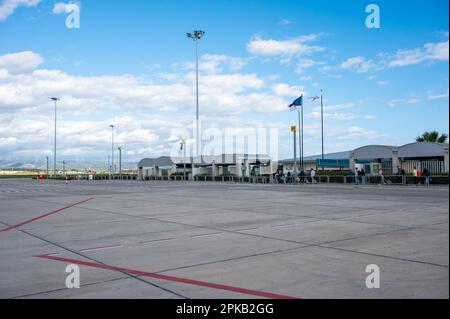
402,160,445,174
138,174,448,186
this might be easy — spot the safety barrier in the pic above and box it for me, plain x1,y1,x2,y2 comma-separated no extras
138,174,448,186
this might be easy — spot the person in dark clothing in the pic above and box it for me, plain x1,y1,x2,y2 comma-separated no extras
299,170,305,184
356,169,361,184
361,168,366,184
422,167,429,184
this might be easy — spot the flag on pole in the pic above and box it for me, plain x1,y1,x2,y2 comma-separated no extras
288,95,303,111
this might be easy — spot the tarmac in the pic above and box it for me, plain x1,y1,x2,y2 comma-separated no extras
0,179,448,299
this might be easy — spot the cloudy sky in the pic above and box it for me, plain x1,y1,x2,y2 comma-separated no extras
0,0,448,167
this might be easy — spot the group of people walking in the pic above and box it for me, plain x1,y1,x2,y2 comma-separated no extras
273,165,432,185
273,168,318,184
413,166,430,185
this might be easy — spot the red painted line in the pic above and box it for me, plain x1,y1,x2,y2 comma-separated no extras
36,254,300,299
1,198,93,232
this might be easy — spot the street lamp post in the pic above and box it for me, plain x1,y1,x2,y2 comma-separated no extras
180,138,186,180
320,89,324,171
50,97,59,178
110,125,115,179
118,146,122,180
187,30,205,158
46,156,49,180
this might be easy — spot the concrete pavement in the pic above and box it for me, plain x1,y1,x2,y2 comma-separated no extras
0,179,448,298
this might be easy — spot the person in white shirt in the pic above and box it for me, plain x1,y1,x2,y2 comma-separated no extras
310,168,317,184
378,169,385,184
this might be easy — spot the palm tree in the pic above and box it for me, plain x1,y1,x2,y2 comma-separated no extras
416,131,448,143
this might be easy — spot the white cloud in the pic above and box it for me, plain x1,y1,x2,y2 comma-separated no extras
0,51,293,118
388,39,449,67
340,35,449,74
340,56,380,73
0,50,391,163
308,111,358,121
0,0,39,22
246,34,325,59
173,54,248,74
0,51,43,74
295,59,325,74
200,54,248,73
376,80,389,86
52,2,78,14
387,97,421,108
307,102,358,121
272,83,305,97
279,19,292,26
428,89,449,100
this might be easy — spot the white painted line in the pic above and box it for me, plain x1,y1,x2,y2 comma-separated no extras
191,232,223,238
79,244,123,252
271,223,296,228
140,238,176,244
235,227,259,232
47,252,61,256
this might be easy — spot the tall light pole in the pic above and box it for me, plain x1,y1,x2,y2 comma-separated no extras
46,156,49,180
118,146,122,180
187,30,205,158
50,97,59,177
180,138,186,180
110,125,115,178
320,89,324,170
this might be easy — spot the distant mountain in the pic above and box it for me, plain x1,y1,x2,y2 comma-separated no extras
0,159,138,170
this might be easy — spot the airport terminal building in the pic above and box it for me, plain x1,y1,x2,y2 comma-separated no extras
138,142,449,178
349,142,449,175
138,153,275,179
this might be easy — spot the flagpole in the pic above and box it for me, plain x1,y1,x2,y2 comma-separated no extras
293,126,297,178
301,99,304,170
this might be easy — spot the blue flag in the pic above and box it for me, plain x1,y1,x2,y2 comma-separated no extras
288,95,303,111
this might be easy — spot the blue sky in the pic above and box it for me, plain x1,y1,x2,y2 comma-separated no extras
0,0,448,166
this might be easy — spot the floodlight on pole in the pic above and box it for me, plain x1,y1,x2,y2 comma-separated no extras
180,138,187,180
186,30,205,158
118,146,122,180
110,125,115,178
50,97,59,177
